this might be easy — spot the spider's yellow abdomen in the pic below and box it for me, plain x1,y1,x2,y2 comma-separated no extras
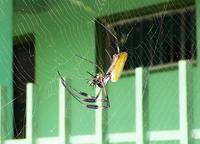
111,52,128,82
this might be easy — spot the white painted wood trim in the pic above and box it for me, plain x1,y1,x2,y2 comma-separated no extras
178,60,189,144
95,87,103,144
149,130,180,141
108,132,136,143
69,129,200,143
135,67,144,144
26,83,34,144
58,78,66,144
192,129,200,139
5,137,58,144
4,129,200,144
5,139,27,144
70,135,96,144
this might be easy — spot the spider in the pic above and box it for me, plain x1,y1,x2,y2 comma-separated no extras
58,24,133,110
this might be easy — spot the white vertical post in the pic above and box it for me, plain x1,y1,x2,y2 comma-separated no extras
178,60,191,144
95,87,103,144
26,83,34,144
0,86,6,144
135,67,147,144
59,78,66,144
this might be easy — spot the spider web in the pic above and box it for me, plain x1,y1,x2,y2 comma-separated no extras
1,0,199,143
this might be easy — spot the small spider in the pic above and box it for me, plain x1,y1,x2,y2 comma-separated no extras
58,24,132,110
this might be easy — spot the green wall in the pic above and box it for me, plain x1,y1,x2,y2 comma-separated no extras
0,0,13,138
193,0,200,130
12,0,199,141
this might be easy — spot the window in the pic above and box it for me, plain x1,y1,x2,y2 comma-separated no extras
13,34,35,138
97,6,196,71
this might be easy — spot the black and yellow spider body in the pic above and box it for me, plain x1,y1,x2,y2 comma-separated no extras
58,24,132,110
107,52,128,82
88,52,128,88
58,51,128,110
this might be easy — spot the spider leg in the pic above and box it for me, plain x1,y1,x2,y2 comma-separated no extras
103,86,110,108
69,86,110,109
82,87,110,109
75,55,105,74
58,71,90,97
86,104,109,110
68,86,110,110
58,71,110,110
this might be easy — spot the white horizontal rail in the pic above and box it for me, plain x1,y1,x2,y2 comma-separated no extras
70,135,96,144
69,129,200,144
108,132,136,143
36,137,59,144
149,130,180,141
5,137,58,144
3,129,200,144
5,139,27,144
192,129,200,139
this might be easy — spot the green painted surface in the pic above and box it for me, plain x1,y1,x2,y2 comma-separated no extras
108,76,135,133
149,69,179,130
70,75,96,135
193,140,200,144
192,0,200,129
0,86,7,143
13,4,98,136
0,0,13,138
11,0,200,141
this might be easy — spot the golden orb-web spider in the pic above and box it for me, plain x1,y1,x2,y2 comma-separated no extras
58,24,133,110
